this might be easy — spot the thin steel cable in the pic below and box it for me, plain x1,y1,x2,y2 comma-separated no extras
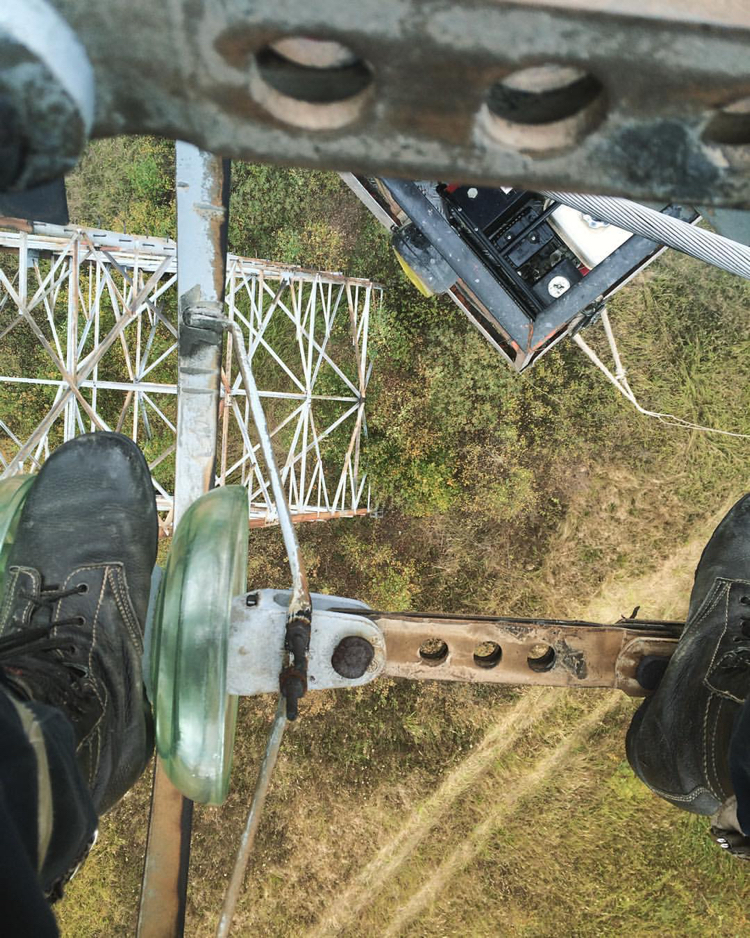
216,696,287,938
180,316,311,936
229,321,310,614
574,310,750,441
543,191,750,280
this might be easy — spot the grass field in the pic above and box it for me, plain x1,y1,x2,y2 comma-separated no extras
57,498,750,938
45,145,750,936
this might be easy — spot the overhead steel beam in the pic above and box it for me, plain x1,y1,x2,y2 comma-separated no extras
7,0,750,206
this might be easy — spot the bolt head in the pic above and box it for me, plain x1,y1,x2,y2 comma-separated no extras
331,635,374,679
547,275,571,298
582,213,609,230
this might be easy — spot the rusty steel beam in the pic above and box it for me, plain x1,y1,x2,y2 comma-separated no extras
372,612,681,697
152,508,371,538
136,764,193,938
248,508,371,528
8,0,750,206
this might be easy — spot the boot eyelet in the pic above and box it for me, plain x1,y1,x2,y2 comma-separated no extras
742,620,750,639
74,616,85,626
741,596,750,605
77,584,88,594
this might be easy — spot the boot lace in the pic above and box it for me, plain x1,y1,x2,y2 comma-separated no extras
0,585,94,716
720,648,750,671
720,597,750,672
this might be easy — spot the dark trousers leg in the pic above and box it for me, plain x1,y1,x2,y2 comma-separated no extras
0,687,97,937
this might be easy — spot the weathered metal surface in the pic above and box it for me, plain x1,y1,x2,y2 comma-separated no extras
699,206,750,246
373,612,680,697
225,593,680,698
0,0,94,190
0,221,378,532
171,144,230,520
226,590,384,695
135,763,193,938
19,0,750,206
248,508,371,528
331,635,375,679
216,696,287,938
615,636,676,696
226,594,677,698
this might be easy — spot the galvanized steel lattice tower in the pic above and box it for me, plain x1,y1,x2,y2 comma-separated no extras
0,221,379,534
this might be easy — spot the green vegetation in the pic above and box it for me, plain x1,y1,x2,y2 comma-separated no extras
30,138,750,936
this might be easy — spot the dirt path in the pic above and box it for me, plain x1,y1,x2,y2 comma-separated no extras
381,695,620,937
308,687,560,938
307,498,739,938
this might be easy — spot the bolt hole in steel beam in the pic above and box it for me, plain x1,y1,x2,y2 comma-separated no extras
527,643,556,673
704,96,750,147
481,64,606,154
250,36,373,130
473,641,502,669
418,637,449,665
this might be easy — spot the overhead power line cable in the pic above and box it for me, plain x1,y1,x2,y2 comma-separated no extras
543,191,750,280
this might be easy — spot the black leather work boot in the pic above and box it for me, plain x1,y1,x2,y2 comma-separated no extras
627,493,750,852
0,432,158,814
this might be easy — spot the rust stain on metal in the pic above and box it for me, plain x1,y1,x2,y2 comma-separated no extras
139,144,229,937
376,613,679,697
0,216,32,233
556,638,588,680
137,762,193,938
50,0,750,206
157,507,371,537
615,636,679,697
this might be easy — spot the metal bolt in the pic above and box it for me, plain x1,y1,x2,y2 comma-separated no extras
331,635,374,679
547,275,571,297
582,213,609,230
467,187,478,199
